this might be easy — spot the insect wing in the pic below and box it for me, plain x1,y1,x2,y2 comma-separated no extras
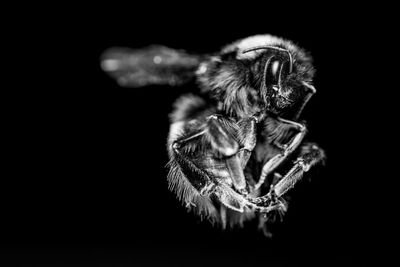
101,45,201,87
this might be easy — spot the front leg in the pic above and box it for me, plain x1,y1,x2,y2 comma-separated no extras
254,117,307,190
252,142,326,213
273,142,326,197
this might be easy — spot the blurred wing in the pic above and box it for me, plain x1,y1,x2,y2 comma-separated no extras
100,45,202,87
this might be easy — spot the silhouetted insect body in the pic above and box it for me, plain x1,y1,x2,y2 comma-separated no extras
101,34,326,236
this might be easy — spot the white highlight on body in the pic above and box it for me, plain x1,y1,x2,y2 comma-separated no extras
222,147,237,156
153,55,162,64
271,60,280,76
196,64,207,75
236,35,284,51
101,59,120,71
169,121,185,141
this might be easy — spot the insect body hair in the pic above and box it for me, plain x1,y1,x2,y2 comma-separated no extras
196,34,316,120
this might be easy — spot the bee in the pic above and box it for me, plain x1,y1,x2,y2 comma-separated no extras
101,34,326,236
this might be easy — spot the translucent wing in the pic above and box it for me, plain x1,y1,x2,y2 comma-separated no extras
100,45,202,87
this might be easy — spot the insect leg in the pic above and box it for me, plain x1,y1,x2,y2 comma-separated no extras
273,142,325,197
168,127,222,218
170,129,214,195
236,116,258,168
292,82,316,120
168,115,252,216
205,115,246,192
251,142,325,212
255,118,306,190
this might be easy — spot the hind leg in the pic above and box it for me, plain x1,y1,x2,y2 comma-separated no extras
168,115,256,215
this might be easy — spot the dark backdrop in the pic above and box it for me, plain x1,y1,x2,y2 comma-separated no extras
2,3,379,266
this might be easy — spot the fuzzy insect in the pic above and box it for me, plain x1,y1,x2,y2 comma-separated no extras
101,34,326,236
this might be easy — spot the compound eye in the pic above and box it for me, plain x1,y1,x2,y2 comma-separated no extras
281,60,292,77
265,58,281,86
265,56,292,89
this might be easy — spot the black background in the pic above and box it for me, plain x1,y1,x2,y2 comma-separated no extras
2,3,383,266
